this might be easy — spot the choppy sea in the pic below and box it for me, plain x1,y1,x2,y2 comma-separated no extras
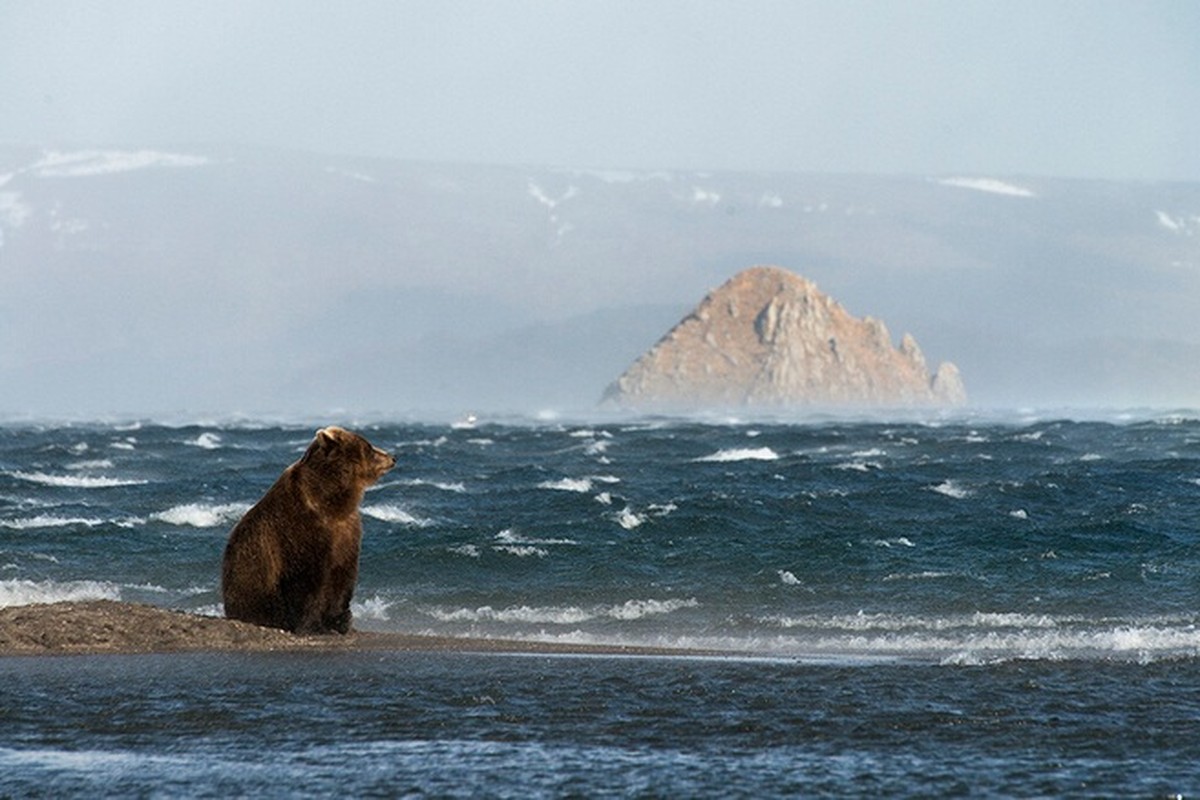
1,412,1198,797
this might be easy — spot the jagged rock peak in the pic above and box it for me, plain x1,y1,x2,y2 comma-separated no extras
602,266,966,410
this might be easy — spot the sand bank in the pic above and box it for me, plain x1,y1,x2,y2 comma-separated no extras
0,601,709,658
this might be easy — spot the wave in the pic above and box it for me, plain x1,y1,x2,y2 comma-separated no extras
5,471,148,488
423,597,699,625
694,447,780,463
361,504,435,528
749,610,1200,665
929,480,973,499
66,459,114,470
0,578,122,607
0,514,113,530
152,503,250,528
185,432,223,449
614,507,645,530
538,477,593,492
493,545,548,558
394,478,467,493
494,529,576,546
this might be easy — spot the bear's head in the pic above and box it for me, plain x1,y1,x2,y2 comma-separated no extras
301,427,396,488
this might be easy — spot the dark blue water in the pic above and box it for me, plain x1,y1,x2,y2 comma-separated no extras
2,413,1199,795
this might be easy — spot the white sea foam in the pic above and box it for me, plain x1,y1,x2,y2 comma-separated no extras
930,480,972,499
362,504,434,527
872,537,916,548
449,544,482,558
833,461,879,472
351,595,394,621
152,502,250,528
0,578,121,607
0,515,109,530
493,545,549,558
424,597,698,625
186,432,223,449
647,502,677,517
398,478,467,493
5,471,147,488
66,459,114,470
494,529,576,546
778,570,802,586
694,447,780,463
538,477,593,492
882,571,956,581
614,507,645,530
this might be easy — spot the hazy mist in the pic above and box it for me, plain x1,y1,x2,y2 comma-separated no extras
1,2,1198,418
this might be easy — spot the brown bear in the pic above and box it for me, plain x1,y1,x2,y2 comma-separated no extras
221,426,396,634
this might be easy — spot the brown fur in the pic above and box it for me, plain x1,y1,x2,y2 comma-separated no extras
221,427,395,634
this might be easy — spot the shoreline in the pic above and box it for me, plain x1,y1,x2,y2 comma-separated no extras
0,600,721,659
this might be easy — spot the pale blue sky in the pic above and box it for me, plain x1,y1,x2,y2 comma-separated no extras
2,0,1198,180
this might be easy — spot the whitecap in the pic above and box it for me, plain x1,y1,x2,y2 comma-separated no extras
152,502,250,528
537,477,592,492
647,502,677,517
0,514,108,530
492,545,549,558
351,595,394,621
694,447,780,463
614,507,645,530
396,478,467,493
449,544,482,558
1009,509,1029,520
186,432,223,449
66,459,114,471
778,570,801,586
930,480,972,499
0,578,121,607
594,492,613,506
872,537,916,548
882,571,956,581
362,504,434,528
424,597,698,625
833,461,878,472
494,529,576,546
5,471,148,488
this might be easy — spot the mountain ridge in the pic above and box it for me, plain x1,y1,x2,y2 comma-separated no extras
1,145,1197,413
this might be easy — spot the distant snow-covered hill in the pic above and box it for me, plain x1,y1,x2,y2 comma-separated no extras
1,145,1197,415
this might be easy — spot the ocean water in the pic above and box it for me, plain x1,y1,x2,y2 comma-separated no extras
1,412,1198,796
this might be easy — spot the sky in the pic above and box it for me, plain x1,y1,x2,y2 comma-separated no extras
2,0,1199,181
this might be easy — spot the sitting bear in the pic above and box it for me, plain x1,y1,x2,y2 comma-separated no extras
221,426,396,634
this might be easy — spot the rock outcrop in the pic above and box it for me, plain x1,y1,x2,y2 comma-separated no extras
602,266,966,410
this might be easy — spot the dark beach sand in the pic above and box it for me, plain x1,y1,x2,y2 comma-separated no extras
0,601,712,658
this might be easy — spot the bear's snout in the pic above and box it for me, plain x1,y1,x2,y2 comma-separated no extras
375,448,397,473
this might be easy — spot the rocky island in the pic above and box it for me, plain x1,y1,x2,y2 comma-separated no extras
603,266,966,411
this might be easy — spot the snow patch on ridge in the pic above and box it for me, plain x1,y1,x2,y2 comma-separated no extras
936,177,1035,198
28,149,211,178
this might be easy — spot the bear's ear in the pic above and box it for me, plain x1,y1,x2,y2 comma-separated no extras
309,427,340,455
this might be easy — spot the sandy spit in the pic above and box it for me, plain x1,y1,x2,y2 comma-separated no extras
0,601,714,658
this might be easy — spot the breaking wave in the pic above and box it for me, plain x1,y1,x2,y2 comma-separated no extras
694,447,780,463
